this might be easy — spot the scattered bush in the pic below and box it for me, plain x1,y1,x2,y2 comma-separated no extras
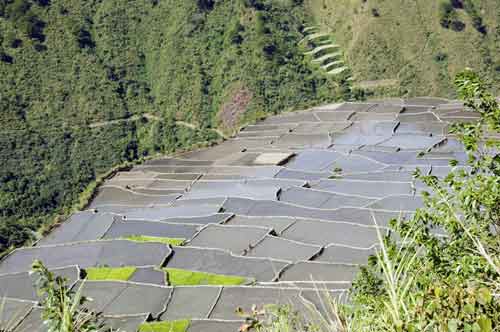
5,0,32,21
4,0,47,42
463,0,487,34
450,0,464,8
434,51,448,62
242,0,267,10
197,0,215,11
439,0,486,34
34,0,51,6
76,28,95,49
31,260,108,332
226,19,244,44
439,1,462,30
33,42,47,52
0,52,13,63
450,19,466,31
10,38,23,48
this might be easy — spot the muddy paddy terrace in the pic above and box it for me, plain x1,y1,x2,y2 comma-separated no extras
0,98,477,331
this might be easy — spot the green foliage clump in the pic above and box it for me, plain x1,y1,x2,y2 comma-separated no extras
85,267,137,281
439,0,486,34
31,260,107,332
164,268,248,286
2,0,46,42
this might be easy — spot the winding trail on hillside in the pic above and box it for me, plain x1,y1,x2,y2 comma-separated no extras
89,114,226,139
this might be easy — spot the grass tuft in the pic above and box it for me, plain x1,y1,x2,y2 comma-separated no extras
138,320,190,332
164,268,248,286
124,235,185,246
85,267,136,281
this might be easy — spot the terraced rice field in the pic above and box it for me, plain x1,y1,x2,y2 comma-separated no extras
0,98,478,331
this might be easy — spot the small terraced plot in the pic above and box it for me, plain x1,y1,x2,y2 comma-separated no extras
86,267,137,281
139,320,190,332
0,98,474,331
165,268,248,286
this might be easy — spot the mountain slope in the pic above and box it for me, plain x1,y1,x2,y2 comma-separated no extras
1,0,499,253
306,0,500,96
0,0,347,252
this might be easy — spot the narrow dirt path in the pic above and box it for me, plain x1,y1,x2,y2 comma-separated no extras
89,114,226,138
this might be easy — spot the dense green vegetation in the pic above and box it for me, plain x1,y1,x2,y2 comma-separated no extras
0,0,346,253
438,0,487,34
307,0,500,96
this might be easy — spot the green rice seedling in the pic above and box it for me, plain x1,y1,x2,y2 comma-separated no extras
85,267,136,281
123,235,185,246
138,320,190,332
164,268,248,286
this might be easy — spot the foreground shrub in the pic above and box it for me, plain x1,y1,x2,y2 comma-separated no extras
31,260,109,332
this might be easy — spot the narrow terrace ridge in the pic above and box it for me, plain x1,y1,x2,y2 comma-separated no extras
0,98,476,332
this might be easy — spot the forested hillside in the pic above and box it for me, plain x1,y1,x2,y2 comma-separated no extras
0,0,346,252
306,0,500,96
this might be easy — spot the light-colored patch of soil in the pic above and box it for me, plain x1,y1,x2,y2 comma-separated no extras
218,85,253,133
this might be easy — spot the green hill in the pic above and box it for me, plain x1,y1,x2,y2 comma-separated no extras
306,0,500,96
0,0,345,252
